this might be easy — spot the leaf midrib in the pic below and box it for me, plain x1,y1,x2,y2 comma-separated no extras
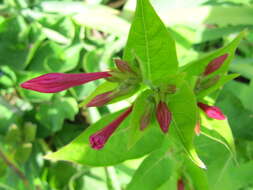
140,0,151,82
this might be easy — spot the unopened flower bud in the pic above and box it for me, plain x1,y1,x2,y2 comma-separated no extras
196,75,220,93
156,101,172,133
89,106,133,150
86,91,114,107
204,54,229,76
21,72,111,93
114,59,134,73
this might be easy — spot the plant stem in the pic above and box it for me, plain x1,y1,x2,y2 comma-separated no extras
0,149,30,189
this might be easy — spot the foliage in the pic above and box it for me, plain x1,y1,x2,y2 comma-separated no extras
0,0,253,190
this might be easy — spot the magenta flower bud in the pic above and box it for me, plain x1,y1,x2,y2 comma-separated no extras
114,59,133,73
89,106,133,150
177,179,184,190
20,72,111,93
156,101,172,133
197,102,226,120
86,91,114,107
204,53,229,76
194,120,201,136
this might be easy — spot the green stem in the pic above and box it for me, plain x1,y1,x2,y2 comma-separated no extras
0,149,30,189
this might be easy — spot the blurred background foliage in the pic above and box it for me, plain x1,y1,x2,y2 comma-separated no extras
0,0,253,189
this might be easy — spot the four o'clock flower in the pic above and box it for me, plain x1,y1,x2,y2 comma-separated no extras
204,53,229,76
197,102,226,120
20,72,111,93
89,106,133,150
156,101,172,133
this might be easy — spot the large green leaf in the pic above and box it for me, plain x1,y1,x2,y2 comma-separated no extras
230,58,253,80
222,80,253,113
168,80,206,168
45,109,165,166
200,114,236,158
126,148,175,190
217,87,253,140
123,0,178,86
196,136,253,190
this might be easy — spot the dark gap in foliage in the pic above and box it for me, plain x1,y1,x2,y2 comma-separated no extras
229,71,251,84
193,38,224,52
66,109,88,126
235,48,246,57
234,75,250,84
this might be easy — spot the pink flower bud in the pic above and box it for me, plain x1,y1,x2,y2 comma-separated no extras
156,101,172,133
204,54,229,76
177,179,184,190
194,120,201,136
89,106,133,150
20,72,111,93
86,91,114,107
114,59,133,73
197,102,226,120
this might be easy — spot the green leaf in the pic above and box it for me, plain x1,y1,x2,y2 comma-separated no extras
0,17,29,70
36,97,78,132
126,148,175,190
222,80,253,113
127,89,153,148
123,0,178,86
196,136,253,190
184,157,210,190
40,2,130,37
217,87,253,140
168,80,206,169
45,109,165,166
230,58,253,80
200,114,236,158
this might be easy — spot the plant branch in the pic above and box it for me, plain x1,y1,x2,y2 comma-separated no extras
0,149,30,189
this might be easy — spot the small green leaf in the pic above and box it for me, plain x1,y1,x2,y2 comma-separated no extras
36,97,78,132
128,89,153,148
126,148,175,190
123,0,178,86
